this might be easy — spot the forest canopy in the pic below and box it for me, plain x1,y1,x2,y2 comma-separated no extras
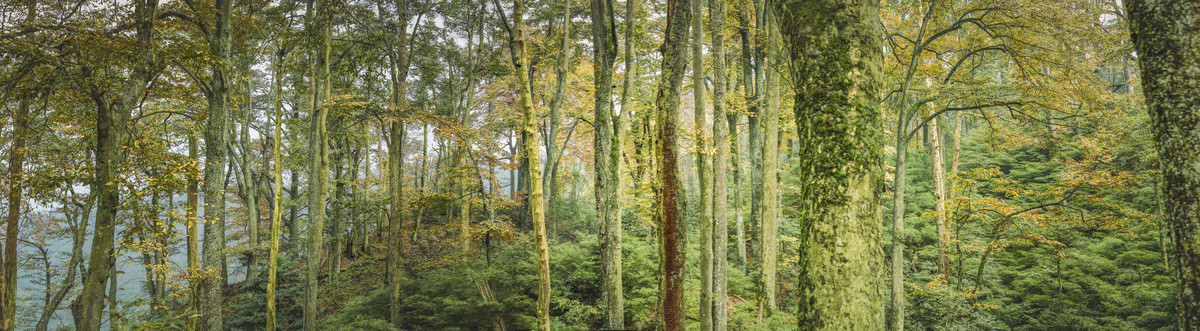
0,0,1195,330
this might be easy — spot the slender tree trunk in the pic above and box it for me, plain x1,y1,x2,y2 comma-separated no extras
655,0,692,328
544,0,572,222
35,194,94,331
931,115,948,277
592,0,623,327
709,0,729,327
691,0,713,327
1126,1,1200,328
388,0,412,327
267,48,286,330
186,131,200,330
770,0,886,328
1,98,29,331
332,142,346,276
509,0,551,327
242,61,260,282
759,8,780,315
734,0,753,270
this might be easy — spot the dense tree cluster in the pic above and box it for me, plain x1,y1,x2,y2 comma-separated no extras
0,0,1195,329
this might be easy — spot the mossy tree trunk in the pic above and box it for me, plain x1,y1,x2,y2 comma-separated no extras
655,0,692,328
770,0,886,328
708,0,729,327
591,0,624,327
1126,1,1200,328
691,0,713,328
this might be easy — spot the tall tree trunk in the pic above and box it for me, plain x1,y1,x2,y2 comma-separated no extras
931,115,948,277
708,0,729,327
198,0,232,328
387,0,412,326
655,0,692,328
332,141,345,276
592,0,622,327
770,0,886,328
734,0,753,270
76,1,158,329
186,130,200,330
691,0,713,328
508,0,551,327
267,48,287,330
241,58,260,282
544,0,572,224
303,16,331,331
1,98,29,331
759,8,779,315
1126,1,1200,328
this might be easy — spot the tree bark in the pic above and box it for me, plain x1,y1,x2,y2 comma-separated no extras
1126,1,1200,328
267,47,287,330
1,98,29,331
75,1,159,329
709,0,729,327
931,115,948,277
770,0,886,328
691,0,713,327
507,0,551,328
655,0,692,328
384,1,412,328
759,7,780,315
592,0,624,328
302,2,331,327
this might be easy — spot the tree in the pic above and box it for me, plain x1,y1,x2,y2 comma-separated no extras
770,0,886,328
501,0,551,328
1126,0,1200,328
708,0,730,327
303,0,332,328
385,0,412,327
590,0,623,328
758,4,780,316
74,1,160,329
1,97,30,331
654,0,692,328
691,0,714,327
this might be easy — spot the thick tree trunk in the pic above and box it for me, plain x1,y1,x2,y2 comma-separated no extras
76,2,159,329
691,0,713,328
302,7,331,328
197,0,232,329
708,0,729,327
655,0,692,328
1126,1,1200,328
591,0,623,328
771,0,886,328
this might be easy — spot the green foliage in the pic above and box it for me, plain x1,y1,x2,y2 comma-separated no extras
227,256,305,331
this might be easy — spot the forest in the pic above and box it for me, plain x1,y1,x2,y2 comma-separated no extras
1,0,1199,330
